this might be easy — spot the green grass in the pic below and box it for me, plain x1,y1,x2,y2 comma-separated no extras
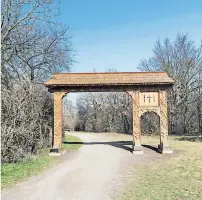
118,135,202,200
1,148,52,189
1,134,82,189
62,134,83,149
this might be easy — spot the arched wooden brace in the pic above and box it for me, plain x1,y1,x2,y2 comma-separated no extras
127,90,173,154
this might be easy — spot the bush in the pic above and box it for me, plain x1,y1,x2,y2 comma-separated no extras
1,81,53,163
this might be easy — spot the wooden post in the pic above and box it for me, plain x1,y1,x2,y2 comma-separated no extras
128,91,143,154
158,90,173,153
50,91,67,154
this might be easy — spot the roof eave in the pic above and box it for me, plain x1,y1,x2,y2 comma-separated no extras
44,82,174,88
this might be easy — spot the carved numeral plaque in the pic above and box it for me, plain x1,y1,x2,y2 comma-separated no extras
139,92,159,106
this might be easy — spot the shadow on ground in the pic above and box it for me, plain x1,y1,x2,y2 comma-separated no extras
141,144,159,153
63,141,160,153
175,136,202,142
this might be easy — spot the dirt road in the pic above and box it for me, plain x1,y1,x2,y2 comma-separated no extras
2,133,137,200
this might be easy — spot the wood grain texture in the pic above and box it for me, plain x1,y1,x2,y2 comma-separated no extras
53,92,67,148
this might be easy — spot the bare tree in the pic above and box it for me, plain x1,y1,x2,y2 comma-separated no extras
139,34,202,135
1,0,72,85
1,0,73,163
76,92,132,134
63,98,77,131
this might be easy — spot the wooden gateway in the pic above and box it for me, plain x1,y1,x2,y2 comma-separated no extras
44,72,175,155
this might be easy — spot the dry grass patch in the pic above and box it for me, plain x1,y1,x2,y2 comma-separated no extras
118,135,202,200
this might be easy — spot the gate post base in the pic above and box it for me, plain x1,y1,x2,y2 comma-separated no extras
158,144,173,154
49,148,61,156
132,145,143,154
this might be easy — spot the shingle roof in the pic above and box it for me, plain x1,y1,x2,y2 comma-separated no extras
44,72,174,87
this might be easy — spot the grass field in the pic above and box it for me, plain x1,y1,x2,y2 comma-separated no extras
1,134,82,189
118,135,202,200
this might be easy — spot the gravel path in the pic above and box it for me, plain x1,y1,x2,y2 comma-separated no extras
2,132,164,200
2,132,171,200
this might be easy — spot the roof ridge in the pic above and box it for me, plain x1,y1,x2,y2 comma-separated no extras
44,72,174,87
53,72,168,75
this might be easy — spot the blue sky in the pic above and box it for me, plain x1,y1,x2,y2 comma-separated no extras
57,0,202,73
57,0,202,102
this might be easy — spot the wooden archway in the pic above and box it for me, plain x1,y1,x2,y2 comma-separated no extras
44,72,174,155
